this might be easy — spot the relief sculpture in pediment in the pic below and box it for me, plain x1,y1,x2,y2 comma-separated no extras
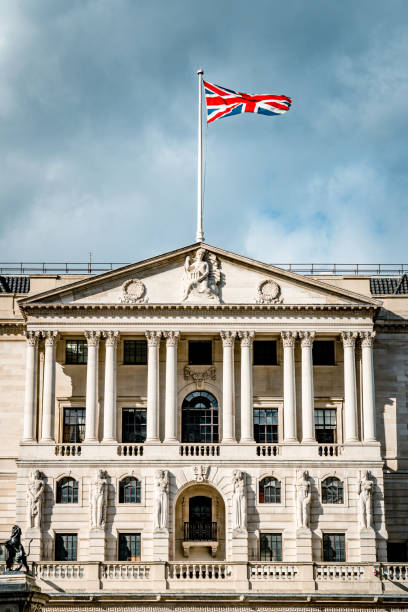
182,248,221,302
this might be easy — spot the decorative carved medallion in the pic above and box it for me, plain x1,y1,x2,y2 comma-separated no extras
184,365,216,389
193,465,210,482
256,279,282,304
121,278,147,304
182,248,222,303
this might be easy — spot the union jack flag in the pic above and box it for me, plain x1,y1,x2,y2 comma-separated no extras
204,81,292,124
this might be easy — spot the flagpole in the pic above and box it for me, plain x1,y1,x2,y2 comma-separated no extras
196,68,204,242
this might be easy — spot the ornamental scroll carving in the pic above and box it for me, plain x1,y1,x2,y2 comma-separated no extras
184,365,216,389
193,465,210,482
121,278,147,304
182,248,221,303
256,279,282,304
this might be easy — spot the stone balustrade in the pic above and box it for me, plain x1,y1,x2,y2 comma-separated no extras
102,563,151,579
256,444,280,457
54,444,82,457
179,444,220,457
116,444,144,457
318,444,343,457
250,563,298,579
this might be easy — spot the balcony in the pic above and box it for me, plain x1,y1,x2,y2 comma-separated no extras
182,521,218,558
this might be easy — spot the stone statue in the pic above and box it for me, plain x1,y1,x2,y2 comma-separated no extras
296,470,312,529
232,470,247,532
182,248,221,302
26,469,45,529
153,470,169,531
4,525,31,573
90,469,108,529
358,470,374,529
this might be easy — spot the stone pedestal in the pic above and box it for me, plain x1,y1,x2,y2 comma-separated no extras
25,528,41,562
296,527,313,562
0,572,48,611
231,529,248,562
153,528,169,562
88,527,105,561
360,527,377,562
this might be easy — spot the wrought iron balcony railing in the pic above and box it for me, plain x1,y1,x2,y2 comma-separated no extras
184,521,217,542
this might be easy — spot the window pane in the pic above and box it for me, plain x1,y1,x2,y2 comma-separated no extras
66,340,87,364
259,477,281,504
118,533,141,561
314,408,336,443
253,341,277,366
323,533,345,562
122,409,146,443
182,392,218,443
387,542,408,562
260,533,282,561
57,477,78,504
322,477,343,504
124,340,147,365
313,341,335,365
119,477,141,503
55,534,77,561
254,409,278,443
63,408,85,443
188,341,212,365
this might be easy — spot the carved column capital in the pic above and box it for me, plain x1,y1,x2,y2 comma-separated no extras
281,331,297,348
25,330,41,347
238,331,255,347
42,330,59,347
341,331,358,348
220,330,236,347
299,331,315,348
360,331,376,348
145,330,162,347
84,330,101,347
163,331,180,347
104,330,120,347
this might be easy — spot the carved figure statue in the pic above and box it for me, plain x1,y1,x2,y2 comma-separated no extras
182,248,221,302
26,469,45,529
153,470,169,531
232,470,247,532
296,470,312,529
4,525,31,573
358,470,374,528
90,469,108,529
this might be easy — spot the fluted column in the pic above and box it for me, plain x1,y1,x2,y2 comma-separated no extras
164,331,179,442
145,331,161,442
360,331,376,442
23,331,40,441
341,331,358,442
41,331,59,442
281,331,297,442
103,331,119,442
84,330,101,442
238,331,254,442
220,331,236,442
299,331,315,442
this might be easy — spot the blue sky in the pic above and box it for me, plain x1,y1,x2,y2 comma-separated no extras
0,0,407,264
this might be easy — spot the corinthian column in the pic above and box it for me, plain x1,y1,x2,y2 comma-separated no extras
281,331,297,442
164,331,179,442
360,331,376,442
103,331,119,442
238,331,254,442
145,331,161,442
84,331,101,442
23,331,40,441
41,331,59,442
299,331,315,442
341,331,358,442
220,331,236,442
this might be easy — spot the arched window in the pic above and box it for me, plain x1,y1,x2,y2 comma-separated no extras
56,477,78,504
259,477,281,504
119,477,141,503
322,477,343,504
182,391,219,443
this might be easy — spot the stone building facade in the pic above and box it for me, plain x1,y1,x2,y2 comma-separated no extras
0,242,408,610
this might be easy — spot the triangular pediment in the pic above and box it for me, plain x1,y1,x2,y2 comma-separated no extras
18,243,381,309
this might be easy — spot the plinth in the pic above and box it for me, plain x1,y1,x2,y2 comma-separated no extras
153,528,169,561
25,527,41,562
360,527,377,562
0,572,48,611
231,528,248,562
88,527,105,561
296,527,313,562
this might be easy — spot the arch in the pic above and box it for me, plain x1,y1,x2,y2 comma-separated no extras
56,476,78,504
119,476,141,504
321,476,344,504
259,476,281,504
181,390,219,443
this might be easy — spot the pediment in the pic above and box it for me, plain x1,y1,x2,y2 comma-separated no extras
19,243,380,309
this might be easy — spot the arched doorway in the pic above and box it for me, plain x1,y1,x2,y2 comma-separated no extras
181,391,219,443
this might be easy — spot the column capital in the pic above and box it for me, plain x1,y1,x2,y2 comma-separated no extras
84,330,101,347
24,330,41,347
238,331,255,347
299,331,315,348
281,330,298,348
103,330,120,347
145,330,162,347
220,330,236,347
341,331,358,348
163,331,180,346
360,331,376,348
42,330,59,347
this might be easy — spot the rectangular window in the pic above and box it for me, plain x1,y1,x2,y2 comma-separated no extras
323,533,345,562
188,340,212,365
122,408,147,443
124,340,147,365
314,408,337,443
260,533,282,561
313,340,335,365
253,340,277,366
63,408,85,443
66,340,87,364
387,542,408,562
254,408,278,443
55,534,77,561
118,533,141,561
